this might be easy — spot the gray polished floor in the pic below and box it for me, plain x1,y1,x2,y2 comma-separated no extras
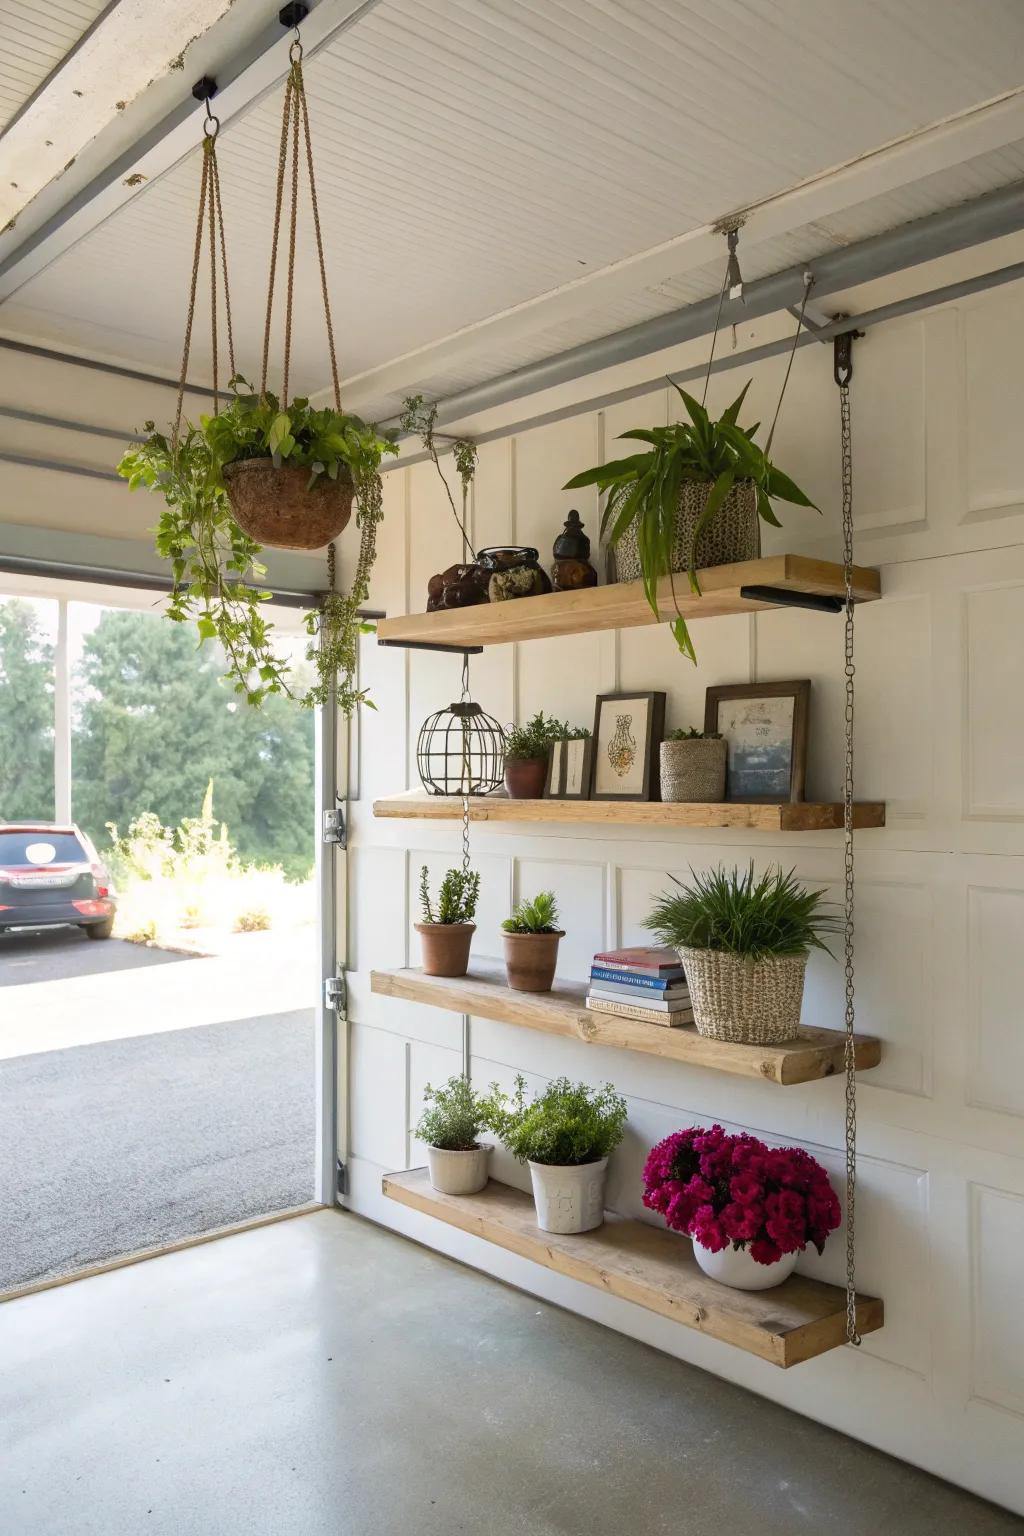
1,1209,1019,1536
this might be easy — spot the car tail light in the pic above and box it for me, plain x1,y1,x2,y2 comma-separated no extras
73,898,111,916
91,863,110,898
0,904,10,911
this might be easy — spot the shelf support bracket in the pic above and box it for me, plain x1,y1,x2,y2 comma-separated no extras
739,585,844,614
377,638,484,655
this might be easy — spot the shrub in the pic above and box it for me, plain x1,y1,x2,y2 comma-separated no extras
503,711,589,762
419,866,480,925
645,862,840,960
414,1075,492,1151
235,906,272,933
486,1074,627,1166
502,890,560,935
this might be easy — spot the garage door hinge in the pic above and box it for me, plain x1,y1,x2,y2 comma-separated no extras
322,808,346,848
324,974,347,1015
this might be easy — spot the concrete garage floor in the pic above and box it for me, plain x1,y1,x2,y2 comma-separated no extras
1,1210,1019,1536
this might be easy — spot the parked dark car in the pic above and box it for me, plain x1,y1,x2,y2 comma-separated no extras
0,823,116,939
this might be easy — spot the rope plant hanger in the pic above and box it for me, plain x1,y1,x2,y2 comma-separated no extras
117,26,396,714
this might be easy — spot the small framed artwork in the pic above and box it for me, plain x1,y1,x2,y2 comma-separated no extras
545,739,565,797
704,681,810,803
561,736,593,800
591,692,666,801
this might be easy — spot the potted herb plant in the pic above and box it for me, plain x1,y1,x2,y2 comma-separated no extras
642,1124,841,1290
502,712,588,798
414,1075,493,1195
487,1074,628,1234
660,727,726,803
416,865,481,977
563,382,817,663
645,863,840,1044
501,891,563,992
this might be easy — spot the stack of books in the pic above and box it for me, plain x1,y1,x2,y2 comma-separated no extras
586,946,693,1027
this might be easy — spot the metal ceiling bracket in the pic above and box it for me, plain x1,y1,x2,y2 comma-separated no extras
740,585,845,615
191,76,218,104
377,639,484,655
834,324,862,387
279,3,310,26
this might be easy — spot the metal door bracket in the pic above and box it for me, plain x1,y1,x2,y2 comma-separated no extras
324,974,347,1015
322,807,346,848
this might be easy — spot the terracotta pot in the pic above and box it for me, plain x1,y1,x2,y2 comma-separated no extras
504,756,547,798
415,922,475,978
222,458,354,550
502,929,563,992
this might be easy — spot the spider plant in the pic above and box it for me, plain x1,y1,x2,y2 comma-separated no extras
644,862,840,961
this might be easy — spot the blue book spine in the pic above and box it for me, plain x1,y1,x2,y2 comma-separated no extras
590,967,683,991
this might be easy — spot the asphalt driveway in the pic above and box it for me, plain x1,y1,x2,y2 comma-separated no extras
0,926,192,985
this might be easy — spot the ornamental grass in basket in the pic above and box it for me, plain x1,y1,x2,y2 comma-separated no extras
642,1124,841,1289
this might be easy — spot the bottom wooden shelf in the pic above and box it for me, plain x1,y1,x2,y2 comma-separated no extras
383,1168,883,1368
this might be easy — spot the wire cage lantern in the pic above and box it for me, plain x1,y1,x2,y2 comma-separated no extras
417,700,506,797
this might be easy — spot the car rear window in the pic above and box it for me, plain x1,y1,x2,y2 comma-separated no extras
0,831,87,865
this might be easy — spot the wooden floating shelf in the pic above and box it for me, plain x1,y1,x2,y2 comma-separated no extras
373,792,885,832
370,964,881,1086
383,1169,883,1367
375,554,881,649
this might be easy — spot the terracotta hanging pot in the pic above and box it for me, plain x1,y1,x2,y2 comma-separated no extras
222,459,354,550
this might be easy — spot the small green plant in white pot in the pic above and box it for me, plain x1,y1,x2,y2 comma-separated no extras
501,890,563,992
415,1075,493,1196
416,865,480,977
660,727,726,803
487,1074,628,1234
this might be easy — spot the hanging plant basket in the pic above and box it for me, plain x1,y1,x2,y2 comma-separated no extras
222,458,354,550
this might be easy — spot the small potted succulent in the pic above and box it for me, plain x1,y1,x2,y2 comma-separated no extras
415,865,481,977
659,727,726,803
414,1074,493,1195
487,1074,628,1234
645,862,840,1044
502,711,588,799
501,890,563,992
642,1124,841,1290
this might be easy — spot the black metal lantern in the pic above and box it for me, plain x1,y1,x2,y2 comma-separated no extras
417,699,505,796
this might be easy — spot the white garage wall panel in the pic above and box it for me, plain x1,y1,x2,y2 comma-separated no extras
344,280,1024,1515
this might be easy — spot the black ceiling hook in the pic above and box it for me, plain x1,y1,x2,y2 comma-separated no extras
833,322,863,388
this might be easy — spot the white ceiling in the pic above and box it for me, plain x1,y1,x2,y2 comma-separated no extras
0,0,110,130
2,0,1024,421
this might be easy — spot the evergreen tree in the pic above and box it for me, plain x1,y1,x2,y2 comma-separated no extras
0,599,55,821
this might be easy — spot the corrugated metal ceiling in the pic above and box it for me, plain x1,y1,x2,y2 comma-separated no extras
3,0,1024,417
0,0,112,130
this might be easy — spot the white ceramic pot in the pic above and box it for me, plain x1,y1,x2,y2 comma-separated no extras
426,1143,491,1196
692,1237,798,1291
528,1157,608,1234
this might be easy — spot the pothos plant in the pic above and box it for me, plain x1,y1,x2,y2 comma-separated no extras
117,376,397,711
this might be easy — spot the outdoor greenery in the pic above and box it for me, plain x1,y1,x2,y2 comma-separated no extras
665,726,722,741
414,1075,491,1151
563,381,817,661
644,862,840,961
502,890,561,935
486,1074,628,1166
117,377,397,710
419,865,481,925
0,599,55,821
503,711,590,762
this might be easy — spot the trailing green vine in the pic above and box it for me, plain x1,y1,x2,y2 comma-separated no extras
304,471,384,714
400,393,477,555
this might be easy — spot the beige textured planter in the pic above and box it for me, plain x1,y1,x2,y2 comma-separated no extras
416,922,475,977
659,738,727,802
426,1143,491,1196
678,946,808,1044
528,1157,607,1233
223,458,354,550
503,929,563,992
614,479,759,583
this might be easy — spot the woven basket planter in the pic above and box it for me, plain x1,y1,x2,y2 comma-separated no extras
677,946,808,1044
659,738,727,802
223,458,354,550
614,479,759,583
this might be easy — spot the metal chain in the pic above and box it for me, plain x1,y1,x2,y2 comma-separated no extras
460,654,472,878
839,369,861,1348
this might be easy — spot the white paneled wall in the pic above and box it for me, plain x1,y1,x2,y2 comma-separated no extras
344,282,1024,1515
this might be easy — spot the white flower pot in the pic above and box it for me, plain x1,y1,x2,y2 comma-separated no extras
528,1158,608,1234
692,1237,798,1291
426,1143,491,1196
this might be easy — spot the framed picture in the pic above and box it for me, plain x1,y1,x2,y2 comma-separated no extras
545,737,594,798
704,681,810,803
591,692,666,801
545,739,565,797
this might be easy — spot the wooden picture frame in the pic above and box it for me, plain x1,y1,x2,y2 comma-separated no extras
590,692,666,801
704,681,810,803
545,739,565,797
545,737,594,799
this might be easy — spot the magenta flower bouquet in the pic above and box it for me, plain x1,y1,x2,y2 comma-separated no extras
642,1124,841,1266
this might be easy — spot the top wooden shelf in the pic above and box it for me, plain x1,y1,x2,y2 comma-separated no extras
375,555,881,649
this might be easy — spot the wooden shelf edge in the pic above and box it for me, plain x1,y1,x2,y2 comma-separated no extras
370,965,882,1086
372,793,886,831
382,1169,884,1367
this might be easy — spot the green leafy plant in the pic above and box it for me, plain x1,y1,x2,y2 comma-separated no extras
485,1074,628,1166
503,711,590,762
644,862,840,961
502,890,561,935
415,1074,491,1151
401,393,477,554
665,727,722,741
117,377,397,711
419,865,481,925
563,381,817,662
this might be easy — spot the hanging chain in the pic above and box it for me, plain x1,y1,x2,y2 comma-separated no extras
459,654,473,878
173,105,233,446
838,346,861,1348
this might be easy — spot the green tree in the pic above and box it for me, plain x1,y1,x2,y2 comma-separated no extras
0,598,55,821
72,610,315,878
